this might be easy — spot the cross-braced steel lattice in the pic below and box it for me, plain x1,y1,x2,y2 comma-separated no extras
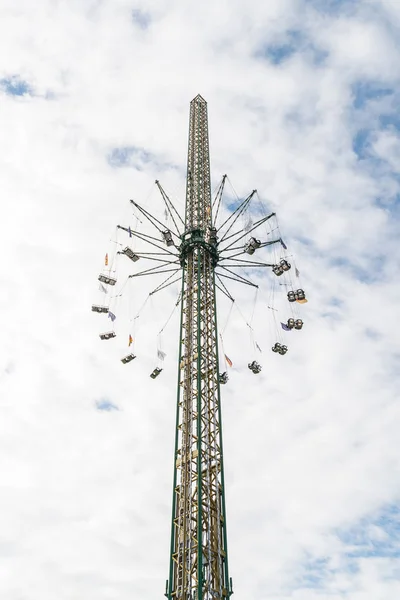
167,95,231,600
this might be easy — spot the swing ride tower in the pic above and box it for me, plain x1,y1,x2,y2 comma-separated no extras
167,95,231,600
93,94,308,600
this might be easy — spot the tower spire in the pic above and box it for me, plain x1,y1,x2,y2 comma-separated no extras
168,96,231,600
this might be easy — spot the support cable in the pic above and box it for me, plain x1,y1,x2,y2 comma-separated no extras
221,299,235,335
220,260,274,268
217,191,256,243
156,179,185,233
211,174,227,226
129,265,180,279
218,266,258,288
215,274,235,302
219,213,276,252
118,225,179,257
219,238,281,256
130,200,181,241
158,293,181,335
215,271,258,289
149,273,181,296
132,255,180,264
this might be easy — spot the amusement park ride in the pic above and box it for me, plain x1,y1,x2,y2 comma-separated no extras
92,95,307,600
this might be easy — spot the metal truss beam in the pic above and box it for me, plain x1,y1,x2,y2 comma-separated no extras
168,95,231,600
156,179,185,234
117,225,179,257
130,200,182,242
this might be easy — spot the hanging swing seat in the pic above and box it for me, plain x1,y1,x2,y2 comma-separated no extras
162,230,174,246
120,247,140,262
273,264,284,276
280,259,291,271
92,304,109,313
244,237,261,255
209,227,218,244
98,274,117,286
294,319,304,330
99,331,116,340
295,289,306,300
150,367,163,379
288,289,307,303
248,360,262,374
121,353,136,364
287,318,295,329
219,372,229,384
272,342,288,355
287,288,308,302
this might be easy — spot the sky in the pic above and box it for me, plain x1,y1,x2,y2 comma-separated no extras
1,0,400,598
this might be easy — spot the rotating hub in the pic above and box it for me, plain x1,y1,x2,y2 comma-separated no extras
179,228,219,267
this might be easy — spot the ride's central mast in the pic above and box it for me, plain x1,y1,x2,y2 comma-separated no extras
168,95,231,600
94,93,304,600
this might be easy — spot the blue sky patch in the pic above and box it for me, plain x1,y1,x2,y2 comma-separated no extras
256,30,302,65
255,30,327,66
379,113,400,131
337,505,400,560
297,556,331,589
261,42,297,65
352,129,370,159
0,76,31,96
365,327,382,341
225,198,242,213
108,146,152,169
96,399,119,411
328,296,343,307
306,0,358,14
295,235,314,248
351,84,399,159
330,255,383,284
293,506,400,592
131,9,151,29
352,81,393,110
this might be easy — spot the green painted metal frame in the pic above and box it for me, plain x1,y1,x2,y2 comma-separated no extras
167,95,231,600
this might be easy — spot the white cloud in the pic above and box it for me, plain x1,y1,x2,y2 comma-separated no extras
0,0,400,598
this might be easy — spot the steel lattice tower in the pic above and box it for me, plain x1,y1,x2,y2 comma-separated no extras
95,93,294,600
167,95,231,600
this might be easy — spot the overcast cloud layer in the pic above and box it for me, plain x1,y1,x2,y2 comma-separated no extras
1,0,400,599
